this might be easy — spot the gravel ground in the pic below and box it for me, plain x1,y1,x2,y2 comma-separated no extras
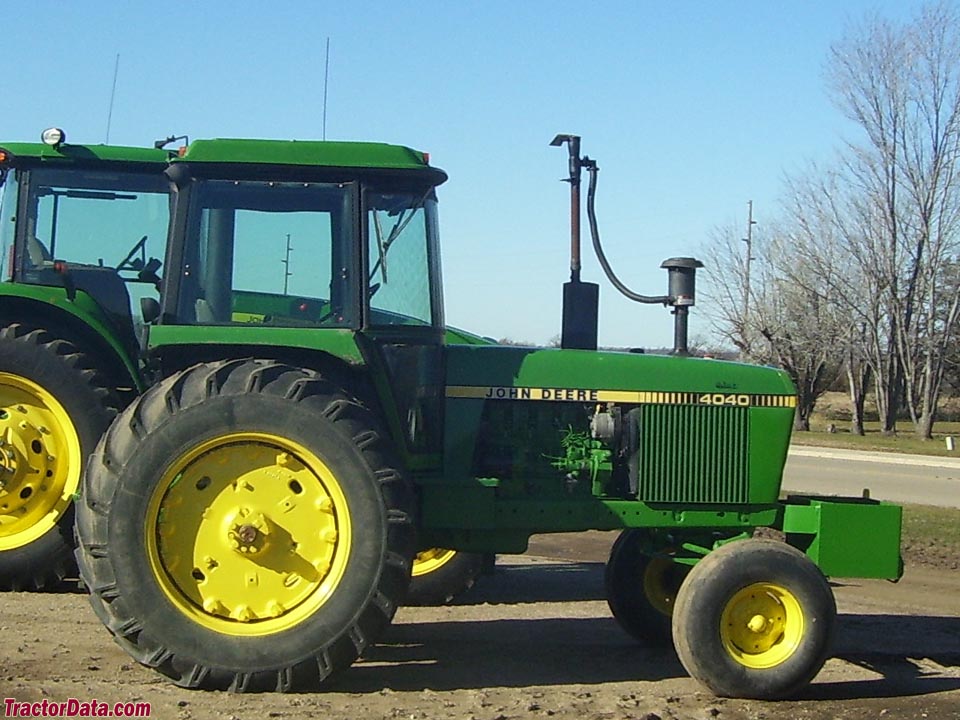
0,532,958,720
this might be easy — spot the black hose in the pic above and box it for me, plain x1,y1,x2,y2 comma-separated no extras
585,161,671,305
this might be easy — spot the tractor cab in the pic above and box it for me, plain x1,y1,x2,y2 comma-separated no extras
147,139,450,455
154,138,446,333
0,130,171,358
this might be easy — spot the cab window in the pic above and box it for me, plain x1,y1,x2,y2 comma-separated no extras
177,180,354,327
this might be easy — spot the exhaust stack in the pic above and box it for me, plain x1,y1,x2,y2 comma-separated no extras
551,134,599,351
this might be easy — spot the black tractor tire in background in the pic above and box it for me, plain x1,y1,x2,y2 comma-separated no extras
406,549,486,605
0,323,118,591
672,538,836,699
76,359,416,692
605,529,690,646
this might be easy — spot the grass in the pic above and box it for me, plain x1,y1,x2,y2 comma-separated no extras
900,502,960,570
790,392,960,457
791,421,960,456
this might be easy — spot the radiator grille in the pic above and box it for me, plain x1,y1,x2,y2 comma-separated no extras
637,405,749,504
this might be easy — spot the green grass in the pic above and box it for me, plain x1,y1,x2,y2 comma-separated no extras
792,416,960,457
900,503,960,570
793,391,960,457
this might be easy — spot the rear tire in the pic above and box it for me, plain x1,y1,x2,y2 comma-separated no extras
406,549,485,605
605,529,690,646
76,359,416,691
0,323,117,590
672,539,835,699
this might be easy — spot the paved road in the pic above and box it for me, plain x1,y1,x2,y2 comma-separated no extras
784,446,960,508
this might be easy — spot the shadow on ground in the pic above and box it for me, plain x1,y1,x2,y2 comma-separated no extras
352,559,960,701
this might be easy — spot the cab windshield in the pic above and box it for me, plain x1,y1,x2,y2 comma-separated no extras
13,166,170,331
21,168,169,275
366,189,441,328
176,180,354,327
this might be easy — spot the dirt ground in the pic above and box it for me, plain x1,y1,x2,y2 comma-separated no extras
1,532,958,720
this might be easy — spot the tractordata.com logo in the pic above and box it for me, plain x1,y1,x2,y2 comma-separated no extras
3,699,151,718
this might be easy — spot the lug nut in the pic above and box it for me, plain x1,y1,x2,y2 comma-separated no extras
237,524,258,545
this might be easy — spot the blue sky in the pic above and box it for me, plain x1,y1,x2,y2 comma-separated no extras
5,1,923,347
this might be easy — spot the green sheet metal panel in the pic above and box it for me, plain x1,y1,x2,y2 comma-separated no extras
147,325,365,364
783,497,903,579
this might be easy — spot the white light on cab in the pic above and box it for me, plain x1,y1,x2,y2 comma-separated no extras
41,127,66,147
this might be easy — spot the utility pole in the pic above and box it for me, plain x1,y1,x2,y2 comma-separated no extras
282,234,293,295
741,200,756,353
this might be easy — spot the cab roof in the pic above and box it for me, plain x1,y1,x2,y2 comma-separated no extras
175,138,447,184
0,137,447,184
0,142,170,165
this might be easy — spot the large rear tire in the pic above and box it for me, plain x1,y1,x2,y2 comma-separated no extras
672,538,836,699
76,359,416,691
0,323,117,590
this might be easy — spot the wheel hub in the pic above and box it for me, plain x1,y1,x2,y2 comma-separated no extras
148,435,351,635
720,582,804,669
227,510,271,555
0,375,79,550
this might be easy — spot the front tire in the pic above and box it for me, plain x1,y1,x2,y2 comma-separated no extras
76,359,416,691
0,323,117,590
672,539,836,699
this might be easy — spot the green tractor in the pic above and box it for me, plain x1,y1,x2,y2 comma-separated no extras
0,130,170,589
68,133,902,699
0,130,482,602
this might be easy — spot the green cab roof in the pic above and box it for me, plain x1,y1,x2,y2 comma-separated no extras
1,137,448,183
0,142,170,165
176,138,447,182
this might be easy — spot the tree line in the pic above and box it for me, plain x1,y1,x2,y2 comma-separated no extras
704,3,960,438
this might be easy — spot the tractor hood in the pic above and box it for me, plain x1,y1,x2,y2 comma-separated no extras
445,344,795,401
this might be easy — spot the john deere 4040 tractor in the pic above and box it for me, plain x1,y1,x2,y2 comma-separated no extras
50,133,900,699
0,130,482,601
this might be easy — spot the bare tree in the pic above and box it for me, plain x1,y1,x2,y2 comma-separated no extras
828,2,960,438
702,224,842,431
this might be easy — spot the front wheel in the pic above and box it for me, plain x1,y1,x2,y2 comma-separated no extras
671,538,836,699
76,359,416,692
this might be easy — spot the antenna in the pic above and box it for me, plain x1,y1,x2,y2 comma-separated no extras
322,38,330,140
105,54,120,144
282,234,293,294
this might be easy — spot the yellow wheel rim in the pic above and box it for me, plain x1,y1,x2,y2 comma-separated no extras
0,373,82,551
411,547,457,577
146,432,351,636
720,583,804,669
642,554,686,617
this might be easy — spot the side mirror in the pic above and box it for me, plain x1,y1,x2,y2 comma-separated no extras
140,296,161,325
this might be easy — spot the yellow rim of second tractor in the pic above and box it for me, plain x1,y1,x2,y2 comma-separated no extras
146,432,352,636
0,373,82,551
411,547,458,577
720,582,804,669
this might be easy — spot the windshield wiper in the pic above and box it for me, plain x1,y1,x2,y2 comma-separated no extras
368,189,431,285
37,188,137,201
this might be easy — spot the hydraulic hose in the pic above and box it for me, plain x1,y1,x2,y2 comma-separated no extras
585,160,671,305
